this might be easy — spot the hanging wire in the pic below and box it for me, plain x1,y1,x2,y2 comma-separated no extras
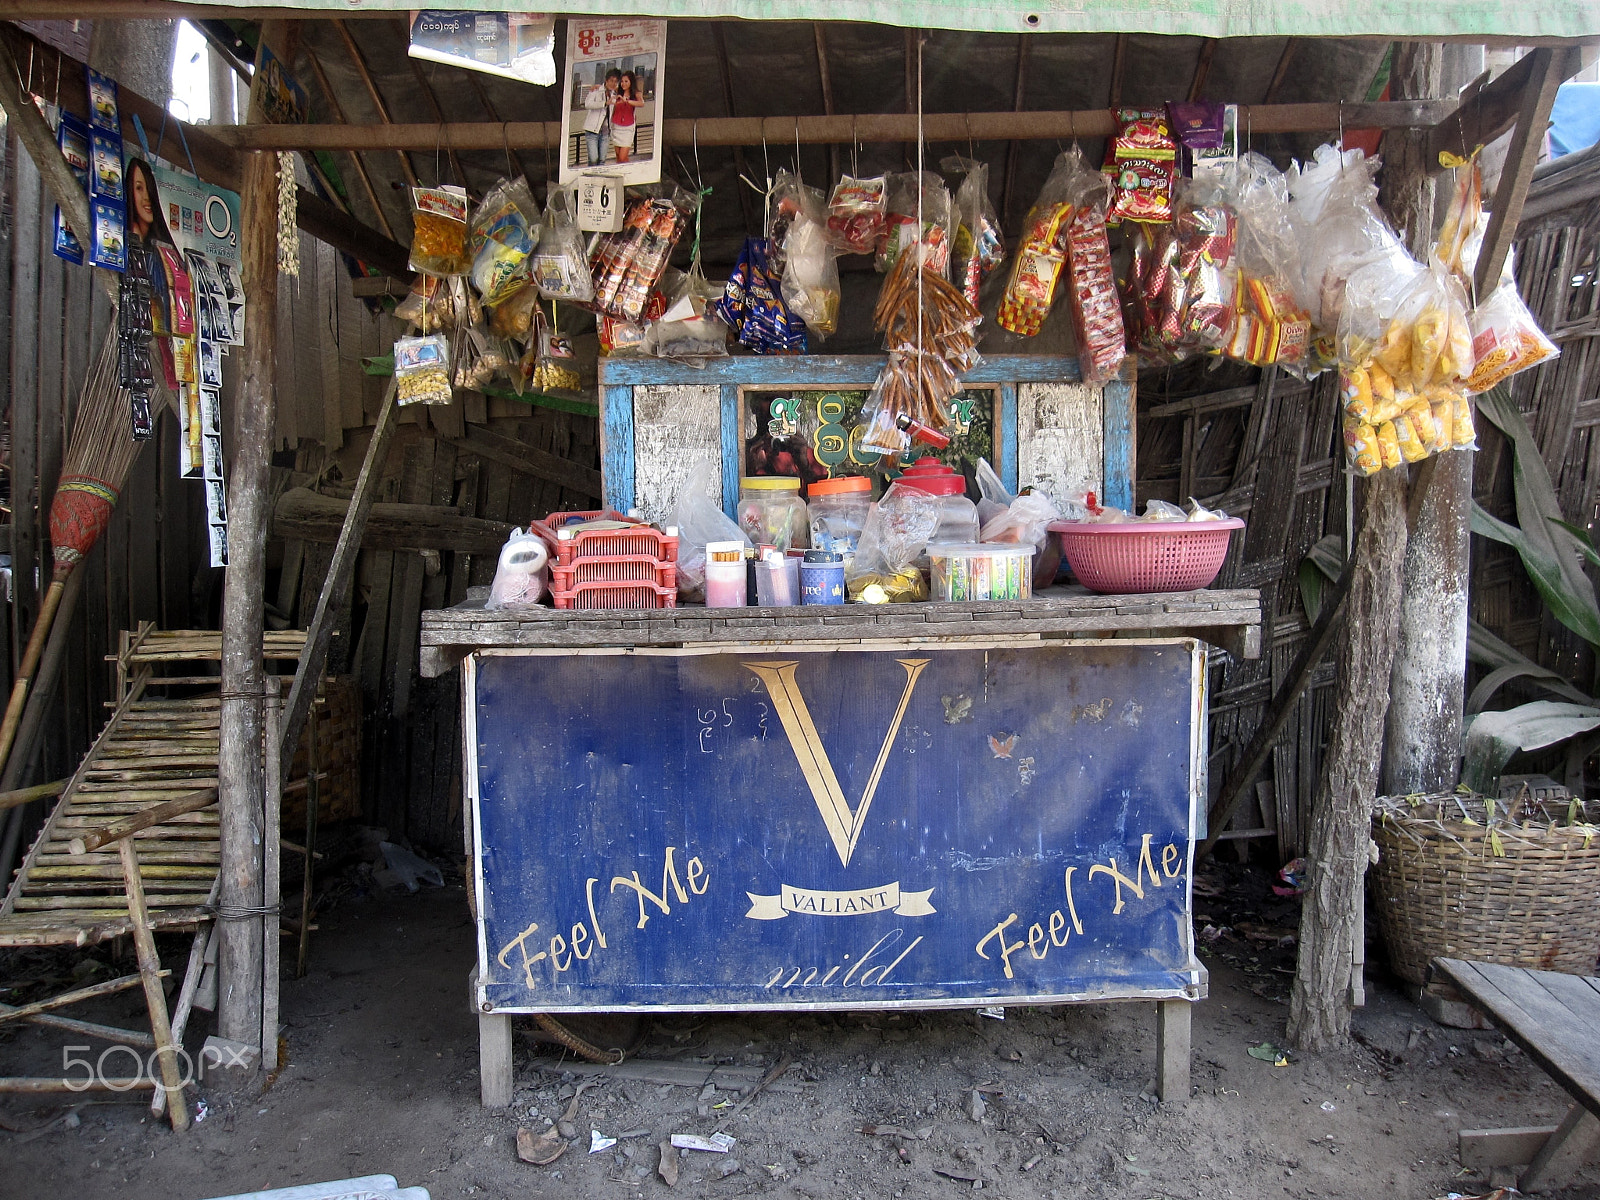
916,32,925,374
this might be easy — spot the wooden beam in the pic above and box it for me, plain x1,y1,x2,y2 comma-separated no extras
207,99,1455,154
1188,38,1217,101
398,20,468,189
712,21,757,236
1475,47,1565,297
812,22,839,183
1265,38,1300,102
67,786,218,855
216,16,285,1070
445,425,603,499
120,836,189,1129
0,777,67,813
1000,35,1031,231
1426,45,1578,175
1108,34,1127,108
333,17,419,190
278,376,400,794
272,486,516,553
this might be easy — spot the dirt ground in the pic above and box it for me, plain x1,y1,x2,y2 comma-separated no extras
1,863,1595,1200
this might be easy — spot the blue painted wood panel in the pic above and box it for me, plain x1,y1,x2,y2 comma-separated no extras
599,354,1084,387
1101,375,1135,512
469,640,1203,1012
719,384,742,520
601,384,635,514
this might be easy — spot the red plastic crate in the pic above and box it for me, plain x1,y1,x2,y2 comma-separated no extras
551,555,678,591
553,525,679,567
542,508,638,528
550,579,679,610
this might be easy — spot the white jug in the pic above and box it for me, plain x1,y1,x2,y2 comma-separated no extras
486,528,550,608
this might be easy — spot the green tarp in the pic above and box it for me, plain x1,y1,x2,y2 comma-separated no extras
236,1,1600,40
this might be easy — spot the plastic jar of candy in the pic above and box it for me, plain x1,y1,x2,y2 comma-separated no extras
738,477,810,551
896,458,980,544
806,475,873,562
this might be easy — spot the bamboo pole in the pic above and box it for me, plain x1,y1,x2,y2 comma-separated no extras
66,788,220,855
120,837,188,1129
0,972,157,1025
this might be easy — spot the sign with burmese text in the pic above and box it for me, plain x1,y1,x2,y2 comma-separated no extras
468,640,1204,1012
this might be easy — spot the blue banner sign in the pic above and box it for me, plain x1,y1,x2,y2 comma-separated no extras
468,639,1206,1012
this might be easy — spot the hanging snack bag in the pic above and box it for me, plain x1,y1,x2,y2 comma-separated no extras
409,185,470,277
996,149,1081,336
469,177,540,306
826,175,888,255
589,186,696,324
394,333,452,406
1343,416,1381,477
646,264,732,360
1107,108,1178,225
713,237,807,354
530,185,596,304
1060,157,1126,384
1465,284,1559,393
769,168,826,277
945,157,1005,308
780,213,841,338
877,171,953,275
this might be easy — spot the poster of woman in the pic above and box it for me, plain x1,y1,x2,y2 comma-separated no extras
558,18,665,186
125,157,176,338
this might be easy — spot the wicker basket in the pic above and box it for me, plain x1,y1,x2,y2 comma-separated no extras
284,675,361,827
1370,791,1600,985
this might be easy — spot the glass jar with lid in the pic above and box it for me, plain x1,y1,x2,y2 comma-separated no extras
806,475,873,562
738,476,810,550
895,458,980,545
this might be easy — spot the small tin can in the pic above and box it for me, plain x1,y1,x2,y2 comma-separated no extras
800,549,845,606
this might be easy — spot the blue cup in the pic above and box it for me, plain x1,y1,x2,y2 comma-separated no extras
800,551,846,606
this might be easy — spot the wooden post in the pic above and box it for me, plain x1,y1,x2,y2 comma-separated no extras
1288,42,1440,1053
216,19,288,1066
1155,999,1191,1105
261,676,283,1071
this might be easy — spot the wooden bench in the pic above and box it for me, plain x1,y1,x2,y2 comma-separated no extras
1431,957,1600,1193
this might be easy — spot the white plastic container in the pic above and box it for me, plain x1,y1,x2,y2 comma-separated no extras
704,540,748,608
485,528,550,608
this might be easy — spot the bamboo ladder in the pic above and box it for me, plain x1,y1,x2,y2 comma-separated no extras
0,626,311,1127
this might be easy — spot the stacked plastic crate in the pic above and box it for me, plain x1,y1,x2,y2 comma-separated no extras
542,510,680,610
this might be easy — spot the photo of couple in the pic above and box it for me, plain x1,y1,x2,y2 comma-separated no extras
571,55,656,169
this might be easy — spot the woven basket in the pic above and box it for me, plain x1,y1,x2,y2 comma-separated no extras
284,675,361,827
1370,791,1600,985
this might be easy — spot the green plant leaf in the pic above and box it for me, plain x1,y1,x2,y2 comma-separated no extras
1297,534,1344,623
1550,517,1600,569
1475,387,1600,647
1461,701,1600,794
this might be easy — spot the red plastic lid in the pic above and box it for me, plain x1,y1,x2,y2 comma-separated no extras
896,457,966,497
807,475,872,497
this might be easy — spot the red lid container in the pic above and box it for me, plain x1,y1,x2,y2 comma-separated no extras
895,458,967,497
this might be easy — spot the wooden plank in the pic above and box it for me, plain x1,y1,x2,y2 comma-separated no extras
600,354,1084,389
1521,1103,1600,1193
9,148,42,650
1156,998,1191,1104
1102,371,1136,512
1475,47,1566,298
273,487,514,553
1431,959,1600,1119
998,383,1019,495
602,383,636,516
1426,46,1578,177
443,425,602,500
119,837,189,1128
1459,1124,1564,1169
447,458,482,607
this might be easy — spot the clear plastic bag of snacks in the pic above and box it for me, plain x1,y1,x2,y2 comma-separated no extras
1107,108,1177,225
530,184,595,304
945,156,1005,308
826,174,887,255
1059,156,1125,384
996,149,1081,336
779,213,840,338
469,177,540,306
589,185,698,324
1465,284,1559,393
394,333,452,406
846,481,942,602
876,171,952,275
409,185,470,276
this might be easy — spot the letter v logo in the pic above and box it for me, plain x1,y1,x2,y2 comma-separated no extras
745,659,929,868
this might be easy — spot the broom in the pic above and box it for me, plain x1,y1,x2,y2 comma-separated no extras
0,326,146,778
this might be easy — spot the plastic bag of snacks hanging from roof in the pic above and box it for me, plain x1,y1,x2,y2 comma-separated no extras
876,171,953,275
825,174,888,255
1058,154,1126,385
469,176,541,306
944,156,1005,309
588,183,699,324
1106,108,1178,225
996,149,1082,337
712,238,807,354
408,184,471,277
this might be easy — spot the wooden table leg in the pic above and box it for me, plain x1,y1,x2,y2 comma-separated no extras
472,969,513,1109
120,837,191,1131
1520,1103,1600,1194
1156,998,1191,1104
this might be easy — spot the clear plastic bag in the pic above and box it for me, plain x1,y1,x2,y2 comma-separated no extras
769,168,826,277
530,184,595,303
779,214,840,338
826,174,887,254
453,324,510,392
1465,284,1559,393
1185,498,1228,521
394,333,452,406
589,186,699,323
996,149,1082,336
469,177,540,306
645,264,731,360
671,458,749,603
486,528,550,609
409,185,471,277
876,171,952,275
980,490,1063,590
1286,145,1409,335
945,157,1004,308
974,456,1013,529
845,481,942,602
1139,500,1188,522
1059,157,1125,384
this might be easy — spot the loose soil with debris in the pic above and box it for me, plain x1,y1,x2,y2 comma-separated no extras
1,867,1594,1200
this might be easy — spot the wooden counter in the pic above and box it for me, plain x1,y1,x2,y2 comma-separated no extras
419,586,1261,676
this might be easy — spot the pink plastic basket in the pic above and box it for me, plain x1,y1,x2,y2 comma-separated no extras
1048,518,1244,594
